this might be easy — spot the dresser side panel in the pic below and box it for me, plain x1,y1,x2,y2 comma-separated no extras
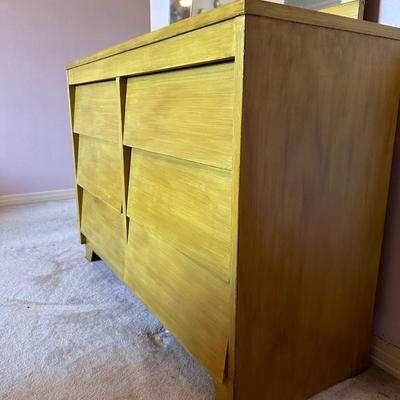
235,15,400,400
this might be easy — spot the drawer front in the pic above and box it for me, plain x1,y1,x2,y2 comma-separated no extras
81,190,125,279
68,20,235,85
125,220,230,382
127,150,232,283
124,62,235,170
74,81,119,143
77,135,122,212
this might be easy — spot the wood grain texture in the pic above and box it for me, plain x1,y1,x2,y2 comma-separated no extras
77,135,123,212
218,15,246,400
65,6,400,400
66,0,400,74
124,63,235,170
81,190,125,280
74,81,119,142
67,85,77,175
127,149,232,283
234,15,400,400
244,0,400,40
68,21,235,85
116,77,130,242
124,220,230,382
66,0,245,69
66,83,85,244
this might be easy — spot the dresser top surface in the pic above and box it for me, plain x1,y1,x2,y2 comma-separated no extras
66,0,400,70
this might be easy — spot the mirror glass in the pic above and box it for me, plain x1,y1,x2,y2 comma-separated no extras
267,0,362,19
169,0,362,22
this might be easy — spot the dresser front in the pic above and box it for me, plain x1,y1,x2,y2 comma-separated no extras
66,3,400,399
67,17,243,390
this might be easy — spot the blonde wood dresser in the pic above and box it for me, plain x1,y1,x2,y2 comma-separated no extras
66,1,400,398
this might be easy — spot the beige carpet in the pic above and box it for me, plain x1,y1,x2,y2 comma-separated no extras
0,199,399,400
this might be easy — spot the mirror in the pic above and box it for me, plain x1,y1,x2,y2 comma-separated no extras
187,0,363,20
151,0,363,32
267,0,363,19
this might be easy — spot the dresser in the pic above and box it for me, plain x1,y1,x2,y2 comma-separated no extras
66,1,400,399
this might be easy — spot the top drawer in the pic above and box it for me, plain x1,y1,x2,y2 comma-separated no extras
67,20,235,85
74,81,119,143
123,62,235,170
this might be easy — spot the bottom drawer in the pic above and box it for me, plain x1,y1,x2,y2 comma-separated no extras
81,190,125,279
125,220,230,383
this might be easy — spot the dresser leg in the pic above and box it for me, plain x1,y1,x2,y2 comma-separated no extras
85,243,101,262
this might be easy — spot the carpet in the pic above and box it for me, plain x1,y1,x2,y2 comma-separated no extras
0,199,399,400
0,200,213,400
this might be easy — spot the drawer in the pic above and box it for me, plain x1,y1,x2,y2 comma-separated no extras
74,80,119,143
127,149,232,283
68,20,235,85
81,190,125,279
125,220,230,383
77,135,122,212
124,62,235,169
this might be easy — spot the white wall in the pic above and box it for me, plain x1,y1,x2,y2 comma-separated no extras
150,0,170,30
379,0,400,27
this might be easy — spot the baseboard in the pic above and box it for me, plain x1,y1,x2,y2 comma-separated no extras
0,189,75,207
371,336,400,380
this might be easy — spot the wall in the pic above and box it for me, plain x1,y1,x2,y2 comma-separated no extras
374,0,400,348
150,0,170,30
0,0,150,195
379,0,400,27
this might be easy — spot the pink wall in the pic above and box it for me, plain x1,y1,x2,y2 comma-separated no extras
374,0,400,347
0,0,150,195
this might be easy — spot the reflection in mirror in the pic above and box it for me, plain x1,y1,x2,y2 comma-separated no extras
267,0,362,19
166,0,363,29
170,0,192,23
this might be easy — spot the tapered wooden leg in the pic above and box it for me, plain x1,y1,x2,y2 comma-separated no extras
85,243,101,262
